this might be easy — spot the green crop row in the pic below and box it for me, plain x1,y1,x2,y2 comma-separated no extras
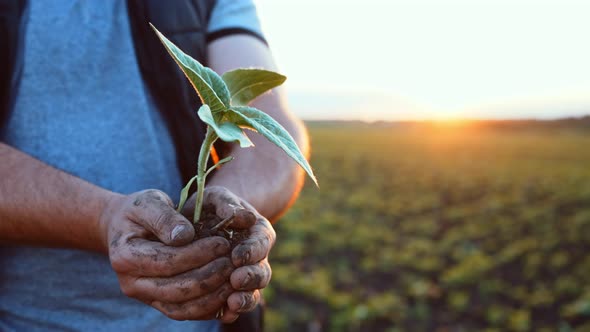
265,123,590,332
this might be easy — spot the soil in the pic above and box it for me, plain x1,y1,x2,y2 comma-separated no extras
193,203,249,249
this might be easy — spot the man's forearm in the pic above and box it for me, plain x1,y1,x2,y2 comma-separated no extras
0,143,114,252
206,35,309,221
206,89,308,221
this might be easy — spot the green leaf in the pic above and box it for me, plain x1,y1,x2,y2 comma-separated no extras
198,105,253,148
177,174,198,213
150,23,230,113
222,69,287,106
205,156,234,178
228,106,318,186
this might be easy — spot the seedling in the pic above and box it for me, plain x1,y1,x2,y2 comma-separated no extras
150,24,318,226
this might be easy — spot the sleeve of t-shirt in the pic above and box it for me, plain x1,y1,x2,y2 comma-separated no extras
206,0,267,45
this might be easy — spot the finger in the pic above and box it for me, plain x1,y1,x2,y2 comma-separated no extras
132,257,234,303
130,190,195,246
230,259,271,291
151,283,234,321
219,305,240,324
227,290,261,313
204,186,256,228
111,235,230,277
228,206,257,229
231,217,276,266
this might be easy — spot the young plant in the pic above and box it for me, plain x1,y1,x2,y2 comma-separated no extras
150,24,317,225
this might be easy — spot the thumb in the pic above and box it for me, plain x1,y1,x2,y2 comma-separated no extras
132,190,195,246
204,186,257,229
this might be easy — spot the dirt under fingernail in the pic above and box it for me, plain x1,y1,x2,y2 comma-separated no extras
240,273,252,290
239,298,248,310
242,251,251,265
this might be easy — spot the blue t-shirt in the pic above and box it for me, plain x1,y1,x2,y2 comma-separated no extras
0,0,263,330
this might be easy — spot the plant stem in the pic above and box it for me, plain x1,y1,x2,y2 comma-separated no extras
193,126,218,224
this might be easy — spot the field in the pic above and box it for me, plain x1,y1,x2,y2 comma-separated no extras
264,119,590,332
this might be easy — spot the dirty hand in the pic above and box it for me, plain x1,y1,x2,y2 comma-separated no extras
189,186,276,324
99,189,234,320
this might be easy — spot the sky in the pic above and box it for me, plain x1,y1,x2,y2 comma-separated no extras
255,0,590,121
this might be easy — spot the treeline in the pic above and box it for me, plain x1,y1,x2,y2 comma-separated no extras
306,115,590,132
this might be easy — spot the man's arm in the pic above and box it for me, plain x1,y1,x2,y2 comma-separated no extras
202,34,310,323
207,35,309,222
0,143,112,251
0,143,235,320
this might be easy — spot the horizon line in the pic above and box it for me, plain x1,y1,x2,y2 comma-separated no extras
300,114,590,123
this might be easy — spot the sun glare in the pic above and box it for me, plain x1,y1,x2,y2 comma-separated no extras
257,0,590,121
432,118,470,127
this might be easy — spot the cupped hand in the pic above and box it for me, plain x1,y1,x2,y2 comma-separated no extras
191,186,276,324
99,189,234,320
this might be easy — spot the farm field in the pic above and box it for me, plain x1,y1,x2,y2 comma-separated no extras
264,119,590,332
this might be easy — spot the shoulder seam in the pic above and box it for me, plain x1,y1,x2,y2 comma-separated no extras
206,27,268,46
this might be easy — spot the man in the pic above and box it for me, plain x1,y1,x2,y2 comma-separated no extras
0,0,307,330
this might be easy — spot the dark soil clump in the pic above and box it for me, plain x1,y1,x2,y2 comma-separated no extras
193,204,249,249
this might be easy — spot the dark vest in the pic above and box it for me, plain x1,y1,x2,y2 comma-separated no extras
0,0,215,184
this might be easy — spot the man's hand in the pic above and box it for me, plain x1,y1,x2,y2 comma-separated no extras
184,186,276,324
99,189,234,320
